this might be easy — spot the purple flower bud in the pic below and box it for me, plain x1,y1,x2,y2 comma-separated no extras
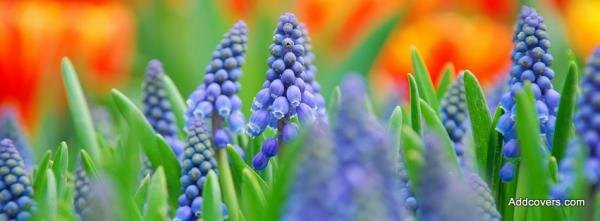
271,96,290,119
214,129,230,149
248,110,270,137
254,88,271,110
231,95,242,111
269,79,284,97
261,138,279,157
215,95,232,117
175,207,192,221
228,111,245,133
500,162,515,182
302,90,316,108
286,85,302,107
222,80,236,96
253,152,269,170
193,101,213,119
296,103,315,125
281,69,295,84
282,123,298,142
206,83,221,100
502,140,519,158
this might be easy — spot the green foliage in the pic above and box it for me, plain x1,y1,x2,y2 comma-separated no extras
142,167,169,221
408,74,421,134
552,62,578,162
464,71,493,173
411,47,439,111
436,64,454,100
203,171,224,221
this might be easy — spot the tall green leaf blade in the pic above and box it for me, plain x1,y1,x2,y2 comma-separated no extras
411,47,439,110
419,99,459,171
111,89,181,209
436,64,454,100
321,14,402,97
408,74,421,134
241,168,267,221
52,142,69,195
203,171,224,221
80,149,98,178
61,58,99,159
464,71,492,172
33,150,51,193
35,169,57,220
216,149,240,221
134,174,151,211
162,74,187,138
142,167,168,221
552,61,578,162
387,106,403,152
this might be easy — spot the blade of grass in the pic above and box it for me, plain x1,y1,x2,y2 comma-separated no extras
552,61,578,162
61,58,99,160
134,174,151,211
419,99,459,171
241,168,268,221
464,71,492,173
408,75,421,134
216,149,240,221
411,47,439,110
203,171,224,221
52,142,69,195
436,63,454,100
33,150,51,193
387,106,403,153
142,167,168,221
80,149,98,178
162,74,187,139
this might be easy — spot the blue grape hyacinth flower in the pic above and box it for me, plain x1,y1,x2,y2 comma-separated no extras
284,122,345,221
496,6,560,182
74,164,92,220
440,73,468,157
333,75,402,220
299,24,327,122
0,108,33,168
466,173,502,221
573,47,600,188
143,59,184,157
186,21,248,151
174,119,227,221
248,13,319,170
0,139,35,220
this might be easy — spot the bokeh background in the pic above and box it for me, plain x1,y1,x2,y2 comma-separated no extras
1,0,599,159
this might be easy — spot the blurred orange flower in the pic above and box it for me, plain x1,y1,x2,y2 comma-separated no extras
0,0,134,131
564,0,600,58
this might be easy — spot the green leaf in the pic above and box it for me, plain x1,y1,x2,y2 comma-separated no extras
80,149,98,178
411,47,439,111
321,14,403,97
203,170,224,221
33,150,51,194
162,74,187,139
436,64,454,100
216,149,240,221
111,89,181,209
419,99,459,171
400,126,425,196
387,106,403,146
35,169,57,220
548,156,559,182
552,61,578,162
487,107,504,190
464,71,492,172
408,74,421,134
52,142,69,195
241,168,268,221
134,174,151,211
142,167,168,221
61,58,100,160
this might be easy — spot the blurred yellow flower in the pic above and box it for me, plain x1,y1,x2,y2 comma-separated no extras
565,0,600,58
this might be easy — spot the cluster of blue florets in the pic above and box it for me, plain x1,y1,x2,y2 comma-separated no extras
143,60,184,157
0,109,33,168
467,173,501,221
496,6,560,182
573,47,600,187
0,139,35,220
186,21,248,143
73,165,91,220
174,119,226,221
440,73,468,157
248,13,316,170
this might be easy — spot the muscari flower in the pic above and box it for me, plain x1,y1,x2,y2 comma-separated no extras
333,75,401,220
417,133,481,221
283,122,345,221
398,149,418,217
74,164,92,220
0,139,35,220
143,59,184,157
174,119,226,221
0,108,33,168
299,24,327,122
572,46,600,188
496,6,560,181
186,21,248,147
466,173,502,221
249,13,318,170
440,73,468,157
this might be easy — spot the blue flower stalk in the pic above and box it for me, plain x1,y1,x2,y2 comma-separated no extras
466,173,502,221
248,13,317,170
496,6,560,181
440,73,468,157
174,119,226,221
186,21,248,153
143,59,184,157
284,122,345,221
333,75,401,220
418,133,485,221
0,108,33,168
0,139,35,220
74,164,92,220
299,24,327,122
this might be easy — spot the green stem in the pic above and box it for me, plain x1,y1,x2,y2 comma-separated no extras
212,113,240,221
